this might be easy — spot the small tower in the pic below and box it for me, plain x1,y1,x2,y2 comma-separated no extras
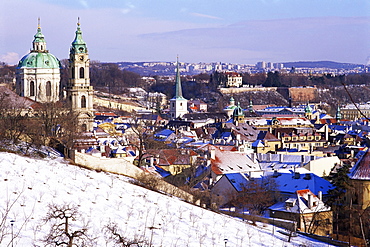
66,19,94,131
304,102,312,120
249,98,254,113
169,57,188,119
16,19,61,103
232,102,245,124
223,96,237,118
335,105,342,124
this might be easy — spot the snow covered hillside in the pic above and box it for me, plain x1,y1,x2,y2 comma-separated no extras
0,152,331,246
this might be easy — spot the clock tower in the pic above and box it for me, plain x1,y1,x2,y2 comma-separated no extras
66,19,94,131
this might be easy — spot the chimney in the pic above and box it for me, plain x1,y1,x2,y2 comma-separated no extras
210,148,215,160
318,191,322,201
307,193,313,209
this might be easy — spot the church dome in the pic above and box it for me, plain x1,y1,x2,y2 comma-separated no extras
17,23,61,70
17,52,61,69
232,102,244,117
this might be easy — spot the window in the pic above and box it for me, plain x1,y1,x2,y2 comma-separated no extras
71,67,75,79
81,124,87,132
81,95,86,108
46,81,51,96
30,81,35,96
79,67,85,79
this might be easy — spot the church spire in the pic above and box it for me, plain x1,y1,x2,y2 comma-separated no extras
71,18,87,54
249,98,254,112
336,105,342,123
174,56,184,99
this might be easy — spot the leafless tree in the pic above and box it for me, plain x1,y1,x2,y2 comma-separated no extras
104,222,149,247
42,203,95,247
232,177,278,215
0,191,22,245
0,91,28,145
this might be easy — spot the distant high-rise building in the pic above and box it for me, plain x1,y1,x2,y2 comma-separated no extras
16,20,61,103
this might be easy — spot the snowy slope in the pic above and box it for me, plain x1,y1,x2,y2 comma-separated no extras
0,152,331,246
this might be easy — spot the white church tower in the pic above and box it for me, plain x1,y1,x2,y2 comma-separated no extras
66,19,94,131
169,58,188,119
16,19,61,103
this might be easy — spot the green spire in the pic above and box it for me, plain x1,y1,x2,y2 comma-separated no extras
71,18,87,54
33,26,45,43
305,102,312,114
174,57,184,99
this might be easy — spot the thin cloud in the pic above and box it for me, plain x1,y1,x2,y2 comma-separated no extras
190,12,223,20
121,2,135,15
0,52,20,65
79,0,89,9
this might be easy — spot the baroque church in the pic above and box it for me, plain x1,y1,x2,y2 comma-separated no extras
16,20,61,103
15,19,94,131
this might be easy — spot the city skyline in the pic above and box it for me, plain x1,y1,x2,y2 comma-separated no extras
1,0,369,65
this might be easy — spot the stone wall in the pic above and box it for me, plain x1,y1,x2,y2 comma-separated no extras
288,87,318,103
219,87,277,94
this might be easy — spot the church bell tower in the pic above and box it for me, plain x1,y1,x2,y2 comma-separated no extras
66,19,94,132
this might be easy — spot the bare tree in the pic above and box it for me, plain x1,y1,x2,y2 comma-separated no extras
232,177,278,215
0,91,28,145
0,191,23,245
104,222,149,247
43,203,95,247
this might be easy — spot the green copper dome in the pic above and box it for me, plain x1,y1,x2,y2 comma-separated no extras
17,22,61,69
17,52,61,69
233,102,245,117
304,103,312,113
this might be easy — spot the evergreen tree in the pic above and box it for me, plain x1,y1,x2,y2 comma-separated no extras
326,163,353,207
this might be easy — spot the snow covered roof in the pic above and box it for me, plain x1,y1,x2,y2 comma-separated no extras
268,169,334,195
224,173,249,192
350,148,370,180
270,189,330,214
211,148,260,175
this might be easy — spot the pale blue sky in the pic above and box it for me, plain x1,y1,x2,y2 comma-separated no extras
1,0,369,65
